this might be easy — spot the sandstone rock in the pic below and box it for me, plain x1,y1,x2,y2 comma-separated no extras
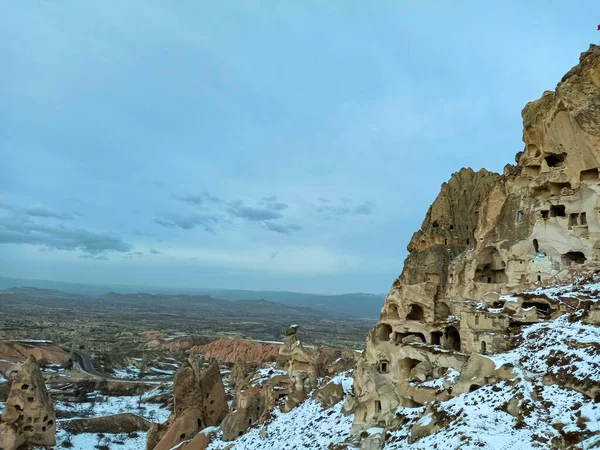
0,356,56,450
61,413,151,434
175,431,211,450
353,44,600,431
147,356,228,450
189,338,280,365
220,371,293,441
278,325,318,411
312,380,344,409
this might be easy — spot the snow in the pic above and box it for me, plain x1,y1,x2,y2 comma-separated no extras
195,297,600,450
246,363,287,387
488,314,600,382
55,429,147,450
112,364,141,379
55,395,171,423
523,274,600,302
150,367,176,375
206,393,353,449
331,371,353,393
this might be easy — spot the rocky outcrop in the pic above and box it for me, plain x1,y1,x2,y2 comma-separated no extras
278,325,318,410
312,379,345,409
0,356,56,450
189,338,280,365
0,342,69,376
220,368,293,441
146,356,228,450
352,44,600,432
61,413,151,434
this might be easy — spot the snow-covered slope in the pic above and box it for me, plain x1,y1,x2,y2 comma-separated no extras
194,291,600,450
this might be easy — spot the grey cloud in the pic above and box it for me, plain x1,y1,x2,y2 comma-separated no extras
122,251,144,259
169,192,299,234
178,192,224,206
265,222,302,234
314,199,375,219
155,213,221,233
259,196,288,211
149,248,161,255
227,202,283,221
0,217,132,254
80,254,109,260
353,201,374,215
0,202,74,220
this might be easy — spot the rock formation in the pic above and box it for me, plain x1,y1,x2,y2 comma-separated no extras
189,338,280,365
220,366,293,440
278,325,318,410
220,325,325,441
0,356,56,450
351,44,600,432
146,356,228,450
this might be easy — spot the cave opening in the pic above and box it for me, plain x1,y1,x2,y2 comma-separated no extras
550,205,566,217
562,251,586,266
545,153,566,168
406,304,424,321
444,326,461,351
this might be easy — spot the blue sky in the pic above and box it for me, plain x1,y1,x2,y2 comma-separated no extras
1,1,598,294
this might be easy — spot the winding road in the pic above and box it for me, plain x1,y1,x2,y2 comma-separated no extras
72,350,167,385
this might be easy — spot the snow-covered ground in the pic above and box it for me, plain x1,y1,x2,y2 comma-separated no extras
196,303,600,450
247,363,287,387
55,394,171,423
112,364,142,379
206,372,355,450
55,429,147,450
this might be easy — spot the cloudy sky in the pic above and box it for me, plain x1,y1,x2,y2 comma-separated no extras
0,2,597,293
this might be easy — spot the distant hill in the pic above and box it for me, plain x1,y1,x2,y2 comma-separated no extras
0,277,385,319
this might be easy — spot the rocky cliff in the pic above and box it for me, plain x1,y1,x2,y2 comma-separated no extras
350,44,600,436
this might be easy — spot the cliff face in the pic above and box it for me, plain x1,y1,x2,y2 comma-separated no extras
352,44,600,431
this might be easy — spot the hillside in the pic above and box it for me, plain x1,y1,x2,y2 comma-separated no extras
197,278,600,449
0,277,384,319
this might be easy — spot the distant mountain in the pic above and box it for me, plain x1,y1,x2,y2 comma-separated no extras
0,277,385,319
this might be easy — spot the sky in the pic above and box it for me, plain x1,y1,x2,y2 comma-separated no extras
1,1,598,294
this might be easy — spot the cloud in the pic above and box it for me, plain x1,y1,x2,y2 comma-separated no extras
264,222,302,234
79,253,109,260
0,216,132,255
178,192,223,206
154,213,222,233
226,201,283,221
314,198,375,219
259,196,288,211
122,251,144,259
0,202,74,220
166,192,299,234
149,248,161,255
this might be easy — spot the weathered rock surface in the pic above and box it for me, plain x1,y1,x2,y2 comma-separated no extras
352,44,600,432
0,342,69,376
0,356,56,450
278,325,318,410
147,356,228,450
312,379,344,409
189,338,280,365
61,413,151,434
